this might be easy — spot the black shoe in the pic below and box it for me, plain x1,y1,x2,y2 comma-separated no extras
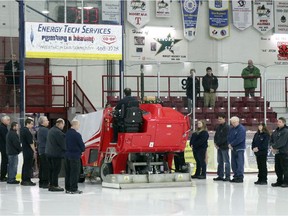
0,177,7,182
7,180,20,184
65,190,71,194
49,186,64,192
258,181,267,185
191,175,199,179
254,181,260,185
213,177,224,181
197,175,206,179
230,178,243,183
223,177,230,182
70,190,83,194
271,182,282,187
21,181,36,186
40,184,49,189
281,183,288,188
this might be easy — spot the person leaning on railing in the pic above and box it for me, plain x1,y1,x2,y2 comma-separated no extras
241,59,261,97
4,54,20,108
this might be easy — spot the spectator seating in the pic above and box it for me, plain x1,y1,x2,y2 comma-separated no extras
238,107,251,118
243,97,256,107
203,107,214,119
171,96,184,108
160,96,172,107
106,95,278,131
106,96,120,107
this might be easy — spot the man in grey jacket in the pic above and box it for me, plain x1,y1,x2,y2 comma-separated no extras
45,118,66,192
270,117,288,188
37,116,50,189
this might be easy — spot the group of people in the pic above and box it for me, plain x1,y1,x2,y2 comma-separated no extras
185,59,261,110
0,115,85,194
189,114,288,187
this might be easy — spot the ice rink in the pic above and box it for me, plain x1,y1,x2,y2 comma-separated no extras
0,173,286,215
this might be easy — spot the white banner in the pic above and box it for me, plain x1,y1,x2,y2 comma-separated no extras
274,1,288,34
128,27,188,62
102,0,121,24
232,0,252,31
156,0,170,17
253,0,274,34
127,0,150,29
25,22,122,60
260,35,288,65
209,0,230,40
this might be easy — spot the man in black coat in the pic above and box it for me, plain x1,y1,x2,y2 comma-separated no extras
20,118,36,186
4,54,20,107
113,88,138,142
202,67,218,107
0,115,10,181
186,69,200,112
6,122,22,184
45,118,66,192
270,117,288,187
213,114,231,181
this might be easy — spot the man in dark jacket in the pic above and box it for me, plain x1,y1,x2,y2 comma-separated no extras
269,117,288,187
45,118,66,192
37,116,50,188
113,88,138,142
0,115,10,181
213,114,230,181
65,119,85,194
4,54,20,107
228,116,246,183
202,67,218,107
20,118,36,186
6,122,22,184
186,69,200,112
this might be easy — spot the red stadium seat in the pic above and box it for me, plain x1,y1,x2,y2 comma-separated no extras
160,96,172,107
203,107,215,119
171,96,184,108
178,107,189,115
215,107,227,114
238,107,251,118
243,97,256,107
107,95,120,107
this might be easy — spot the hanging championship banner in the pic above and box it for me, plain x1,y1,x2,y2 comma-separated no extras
156,0,170,17
127,0,150,29
232,0,252,31
274,1,288,34
253,0,274,34
209,0,230,40
180,0,200,41
128,27,188,62
102,0,121,24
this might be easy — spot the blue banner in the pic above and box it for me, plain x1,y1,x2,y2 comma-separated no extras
209,10,229,28
180,0,200,41
209,0,230,40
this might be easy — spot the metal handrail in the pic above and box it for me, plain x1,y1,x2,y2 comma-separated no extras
102,75,262,107
73,80,96,114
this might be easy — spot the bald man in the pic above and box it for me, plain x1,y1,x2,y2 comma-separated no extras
228,116,246,183
241,59,261,97
65,119,85,194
